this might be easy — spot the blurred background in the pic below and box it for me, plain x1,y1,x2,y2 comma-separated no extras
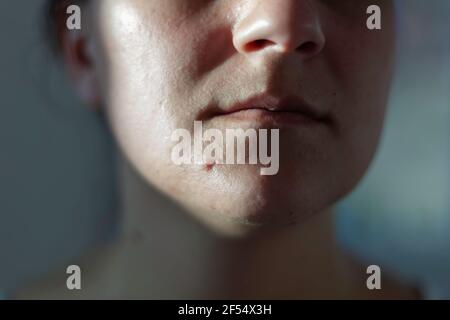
0,0,449,298
0,0,118,296
337,0,450,299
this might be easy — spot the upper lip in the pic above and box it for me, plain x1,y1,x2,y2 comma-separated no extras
207,94,325,121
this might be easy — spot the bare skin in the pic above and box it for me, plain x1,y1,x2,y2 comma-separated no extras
63,0,396,234
17,0,419,298
18,157,418,299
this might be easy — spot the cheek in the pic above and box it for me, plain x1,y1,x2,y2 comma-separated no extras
329,21,394,129
322,16,395,185
94,2,202,168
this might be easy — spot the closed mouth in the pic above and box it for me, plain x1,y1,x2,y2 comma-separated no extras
201,93,327,124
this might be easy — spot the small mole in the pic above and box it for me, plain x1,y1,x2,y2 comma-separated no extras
204,163,215,172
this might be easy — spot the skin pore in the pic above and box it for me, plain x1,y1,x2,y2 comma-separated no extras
18,0,418,298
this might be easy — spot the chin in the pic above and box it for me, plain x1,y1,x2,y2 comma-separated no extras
182,164,329,231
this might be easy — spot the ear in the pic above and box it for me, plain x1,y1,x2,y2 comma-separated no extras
60,26,101,110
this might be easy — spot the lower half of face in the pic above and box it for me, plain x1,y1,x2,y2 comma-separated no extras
93,0,395,232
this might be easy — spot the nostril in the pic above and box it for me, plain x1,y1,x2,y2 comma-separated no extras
297,41,319,55
244,39,275,53
242,39,322,55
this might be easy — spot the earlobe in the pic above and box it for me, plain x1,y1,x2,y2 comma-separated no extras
75,68,101,108
61,29,101,109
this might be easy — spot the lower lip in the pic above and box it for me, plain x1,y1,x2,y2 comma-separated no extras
216,109,319,126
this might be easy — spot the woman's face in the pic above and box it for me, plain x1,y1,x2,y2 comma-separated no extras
73,0,395,232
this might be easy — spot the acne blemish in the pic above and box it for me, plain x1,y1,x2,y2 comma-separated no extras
204,163,215,172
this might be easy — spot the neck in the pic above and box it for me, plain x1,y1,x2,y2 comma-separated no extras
101,155,341,299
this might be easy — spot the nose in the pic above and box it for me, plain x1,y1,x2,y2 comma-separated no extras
232,0,325,58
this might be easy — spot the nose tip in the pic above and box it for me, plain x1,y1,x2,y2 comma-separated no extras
233,0,325,58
